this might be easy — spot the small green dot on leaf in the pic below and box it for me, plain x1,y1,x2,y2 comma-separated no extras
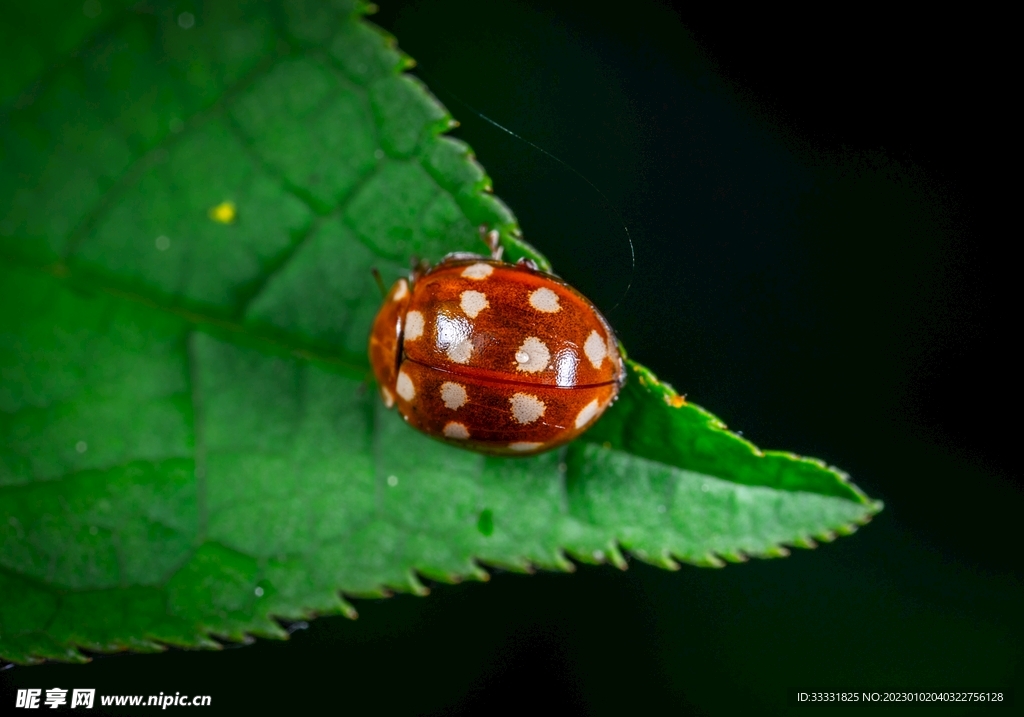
477,509,494,536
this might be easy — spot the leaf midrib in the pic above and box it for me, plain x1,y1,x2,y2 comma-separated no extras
2,257,373,377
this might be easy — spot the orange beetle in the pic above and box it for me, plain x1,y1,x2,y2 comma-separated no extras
368,231,625,456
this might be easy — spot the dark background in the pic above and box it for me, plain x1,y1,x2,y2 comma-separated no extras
2,1,1018,714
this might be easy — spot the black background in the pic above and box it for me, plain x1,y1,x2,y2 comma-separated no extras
2,1,1019,714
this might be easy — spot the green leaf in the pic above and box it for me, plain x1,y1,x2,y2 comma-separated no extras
0,0,880,664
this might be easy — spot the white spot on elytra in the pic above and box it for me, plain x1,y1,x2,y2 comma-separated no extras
392,280,408,301
574,399,600,429
514,337,550,373
448,339,473,363
509,393,546,424
440,382,468,410
461,263,493,280
75,441,88,453
404,310,424,341
444,421,470,439
380,386,395,408
396,371,415,401
529,287,561,313
584,330,608,369
460,290,489,318
509,442,542,452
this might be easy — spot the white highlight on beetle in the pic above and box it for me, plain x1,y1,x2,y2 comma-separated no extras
509,442,542,452
529,287,561,313
554,349,579,387
461,263,493,280
404,310,424,340
396,370,415,401
436,313,473,364
380,386,395,408
440,382,468,410
584,330,608,369
460,290,489,319
509,393,545,424
515,336,550,373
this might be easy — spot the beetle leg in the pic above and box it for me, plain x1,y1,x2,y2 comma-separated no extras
478,225,504,261
410,255,430,285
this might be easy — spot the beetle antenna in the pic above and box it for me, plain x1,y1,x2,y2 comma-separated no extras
370,267,387,298
421,75,636,315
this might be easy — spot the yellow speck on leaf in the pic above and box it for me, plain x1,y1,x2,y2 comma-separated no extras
209,201,237,224
664,393,686,408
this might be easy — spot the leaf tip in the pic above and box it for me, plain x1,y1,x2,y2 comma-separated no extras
631,548,681,570
681,553,726,568
554,551,577,572
757,545,791,559
609,545,628,570
790,535,818,550
814,530,838,544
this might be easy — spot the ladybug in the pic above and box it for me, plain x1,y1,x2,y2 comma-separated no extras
368,229,625,456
